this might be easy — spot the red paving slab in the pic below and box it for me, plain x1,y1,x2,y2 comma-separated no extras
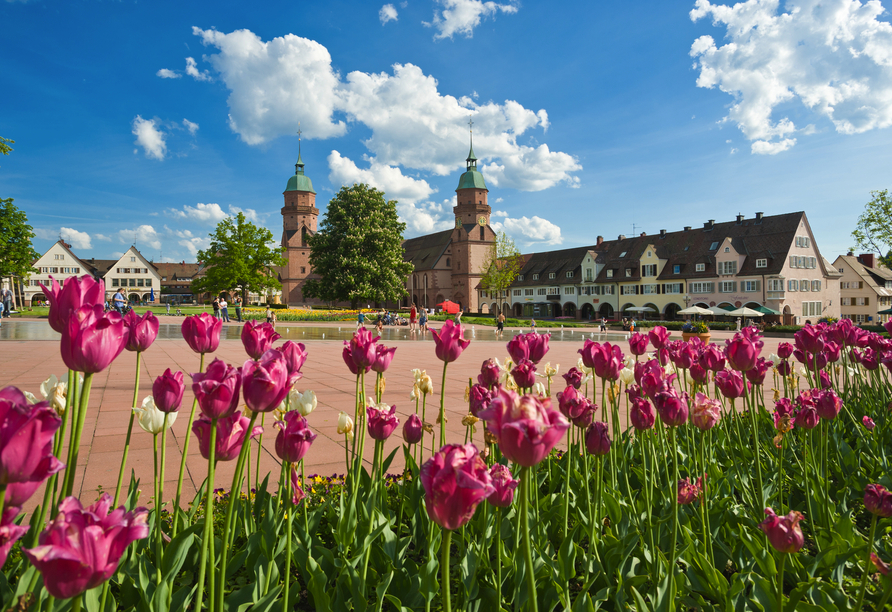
0,319,786,513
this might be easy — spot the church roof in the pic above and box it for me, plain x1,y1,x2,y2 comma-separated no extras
285,157,315,194
457,169,487,191
402,229,453,271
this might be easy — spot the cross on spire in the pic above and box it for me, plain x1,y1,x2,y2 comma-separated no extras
295,122,305,173
466,115,477,170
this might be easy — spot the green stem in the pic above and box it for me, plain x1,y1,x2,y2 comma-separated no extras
853,513,878,612
496,507,503,607
875,580,892,612
62,373,94,498
283,462,293,612
805,429,822,553
72,594,82,612
255,413,265,494
113,352,142,507
61,372,80,503
153,432,161,584
173,351,206,537
520,466,538,612
777,553,786,612
441,529,453,612
745,384,765,517
669,427,679,594
158,414,170,579
439,360,449,448
563,428,572,542
195,418,217,612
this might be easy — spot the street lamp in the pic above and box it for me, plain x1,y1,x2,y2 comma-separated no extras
684,294,691,308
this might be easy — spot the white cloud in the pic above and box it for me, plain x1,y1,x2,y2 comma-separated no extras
229,206,263,224
183,119,199,135
60,227,92,250
167,227,210,258
185,56,212,82
156,68,181,79
398,199,456,235
491,214,563,246
132,116,167,161
426,0,518,39
492,209,508,217
117,225,162,251
494,197,504,203
380,4,398,23
327,151,437,203
690,0,892,155
94,234,113,242
166,203,228,224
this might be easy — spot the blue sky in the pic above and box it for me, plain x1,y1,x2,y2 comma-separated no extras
2,0,891,264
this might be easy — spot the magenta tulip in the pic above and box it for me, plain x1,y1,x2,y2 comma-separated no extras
343,327,378,373
478,358,502,389
290,467,306,506
371,344,397,373
794,405,819,430
689,363,709,385
0,506,28,567
759,507,805,554
23,494,149,599
777,342,794,359
40,275,105,334
714,370,744,400
655,389,689,427
274,411,317,463
242,351,289,413
469,384,494,418
152,369,185,413
421,443,495,530
863,415,876,431
871,553,891,576
60,305,127,374
280,341,308,386
648,326,669,350
629,396,655,431
403,413,424,444
823,341,841,363
814,389,841,420
584,421,611,456
240,320,281,360
479,389,570,467
745,357,772,385
690,392,721,431
557,386,594,428
591,342,624,381
192,411,262,462
191,358,241,420
123,310,159,353
699,344,726,372
773,398,796,431
562,367,584,390
367,403,400,441
794,325,824,354
487,463,519,508
668,340,696,370
511,359,537,389
0,387,64,486
629,333,649,356
677,477,702,505
864,484,892,518
181,312,222,355
577,339,600,370
506,334,530,364
6,480,44,508
818,370,832,389
431,320,471,363
526,333,550,364
885,320,892,336
725,335,759,372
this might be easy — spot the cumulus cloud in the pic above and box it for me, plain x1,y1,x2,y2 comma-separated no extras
229,206,263,224
117,225,162,251
426,0,518,39
328,151,437,203
183,28,578,191
380,4,398,23
183,119,199,135
690,0,892,154
132,116,167,161
165,203,227,224
167,227,210,258
156,68,181,79
398,199,456,235
94,234,113,242
491,214,563,247
60,227,92,250
185,56,212,82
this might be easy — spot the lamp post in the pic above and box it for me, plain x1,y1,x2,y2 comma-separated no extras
683,294,691,321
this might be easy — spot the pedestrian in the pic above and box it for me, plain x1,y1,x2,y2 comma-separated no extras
409,304,417,332
266,306,272,324
220,297,230,322
113,289,126,314
630,318,636,333
213,297,221,320
234,296,243,322
530,318,537,333
166,301,171,315
0,299,4,325
357,310,365,328
735,317,741,331
376,315,384,334
455,308,463,325
420,308,428,333
600,317,607,332
497,312,505,337
271,309,277,330
1,287,11,318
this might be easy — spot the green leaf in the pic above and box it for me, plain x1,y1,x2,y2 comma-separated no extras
162,526,199,579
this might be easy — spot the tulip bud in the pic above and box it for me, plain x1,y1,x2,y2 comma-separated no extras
759,507,804,554
337,411,354,436
181,312,222,355
367,402,399,441
864,484,892,518
863,415,876,431
133,397,177,435
487,463,519,508
871,553,891,576
584,421,611,456
421,444,495,530
123,310,159,353
403,414,424,444
418,372,434,396
152,369,185,413
274,411,317,464
677,477,702,504
291,389,317,417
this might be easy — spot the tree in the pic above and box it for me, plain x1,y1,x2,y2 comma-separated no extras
0,137,39,309
480,231,524,316
303,184,414,307
191,212,287,303
852,190,892,268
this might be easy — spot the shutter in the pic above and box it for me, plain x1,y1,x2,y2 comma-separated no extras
860,281,864,289
865,297,870,306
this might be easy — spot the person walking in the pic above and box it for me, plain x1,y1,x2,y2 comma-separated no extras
409,304,417,332
212,297,221,320
266,306,273,324
455,308,463,325
497,312,505,337
420,308,428,333
234,296,243,322
1,288,11,318
220,297,230,322
0,300,4,326
113,289,126,314
600,317,607,332
357,310,365,328
530,318,537,333
166,301,171,315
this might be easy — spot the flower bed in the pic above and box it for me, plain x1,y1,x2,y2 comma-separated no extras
1,275,892,611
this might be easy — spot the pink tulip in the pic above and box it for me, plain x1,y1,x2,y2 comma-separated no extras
60,305,127,374
371,344,397,373
290,467,306,506
6,480,44,508
690,393,721,431
23,494,149,599
648,326,670,350
773,398,796,431
421,443,495,530
668,340,696,370
152,369,185,413
629,396,655,431
655,389,689,428
556,387,595,428
40,275,105,334
794,405,819,430
274,411,317,463
191,358,241,420
577,339,600,370
478,358,502,389
592,342,624,381
629,333,649,356
699,344,726,372
123,310,159,353
431,320,471,363
655,348,670,367
689,363,709,385
562,367,584,390
814,389,841,420
192,411,262,462
242,351,289,413
794,325,824,354
872,553,891,576
863,416,876,431
725,335,759,372
280,341,308,386
639,360,670,400
677,477,702,504
885,320,892,336
0,387,64,486
181,312,222,355
864,484,892,518
745,357,772,385
584,421,611,456
487,463,519,508
0,506,28,567
714,370,744,400
240,320,281,360
759,507,805,554
506,333,550,364
823,341,841,363
511,359,537,389
479,389,570,467
794,349,828,371
403,414,424,444
367,403,400,441
469,384,494,418
818,370,832,389
777,342,794,360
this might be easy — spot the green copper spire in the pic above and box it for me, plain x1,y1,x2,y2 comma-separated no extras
285,125,316,193
457,117,487,190
466,116,477,170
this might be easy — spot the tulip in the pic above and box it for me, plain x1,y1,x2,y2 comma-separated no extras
274,411,317,464
192,411,263,462
677,477,702,504
628,333,649,356
291,389,317,417
337,411,354,440
865,484,892,518
745,357,772,385
39,374,71,416
191,359,241,420
241,320,281,360
725,335,759,372
668,340,696,370
40,274,105,334
592,343,624,381
556,386,594,428
562,367,584,390
690,393,721,431
511,359,537,389
814,389,841,420
526,333,550,364
371,344,397,373
152,369,185,413
60,305,127,374
290,467,306,506
242,351,289,413
181,312,222,355
469,384,494,418
123,310,159,353
417,371,434,395
638,360,669,399
431,320,471,363
714,370,744,400
6,480,45,508
863,415,876,431
421,443,495,530
794,325,824,354
487,463,519,508
366,402,400,441
629,396,655,431
23,494,149,599
773,398,796,431
698,344,725,372
479,389,569,467
403,413,424,444
280,341,308,386
577,339,600,370
655,389,689,427
0,387,64,486
478,358,502,389
0,506,28,567
648,326,669,350
759,507,805,554
885,320,892,336
794,404,819,430
584,421,611,456
689,363,709,385
776,341,794,359
342,328,378,373
823,341,841,363
133,397,177,435
871,553,891,576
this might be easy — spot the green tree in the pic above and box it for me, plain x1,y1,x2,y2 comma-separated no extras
0,137,39,307
191,212,286,303
480,231,524,316
852,190,892,268
304,184,414,307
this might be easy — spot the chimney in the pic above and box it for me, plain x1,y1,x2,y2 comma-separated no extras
640,231,646,237
736,214,744,223
618,234,626,240
755,212,764,220
684,226,691,231
596,235,603,246
847,251,854,256
704,220,715,230
857,253,875,268
660,229,666,237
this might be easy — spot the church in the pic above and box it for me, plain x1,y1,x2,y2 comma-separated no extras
279,139,496,313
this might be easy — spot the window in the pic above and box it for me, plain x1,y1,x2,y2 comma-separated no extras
643,284,659,294
112,279,119,287
767,279,783,292
137,279,144,287
647,251,652,257
642,264,657,277
800,279,809,292
673,265,680,274
513,289,521,296
524,289,533,296
548,272,556,279
532,274,539,280
130,257,136,262
300,267,306,274
841,297,851,306
790,256,798,269
718,261,737,275
858,297,870,306
518,275,524,281
788,280,798,292
743,280,760,292
756,259,767,268
811,280,820,292
689,282,714,294
566,271,574,278
695,263,706,272
547,287,559,295
606,270,614,278
719,281,737,293
619,251,627,258
809,257,816,269
622,285,637,295
709,242,719,250
585,269,593,281
838,268,845,273
129,279,136,287
625,269,632,277
664,283,683,294
564,287,575,294
603,285,615,295
802,301,821,317
724,247,730,253
795,236,811,248
537,288,547,295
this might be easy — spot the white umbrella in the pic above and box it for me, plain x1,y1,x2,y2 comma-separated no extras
678,306,712,315
705,306,733,316
625,306,657,312
726,307,764,318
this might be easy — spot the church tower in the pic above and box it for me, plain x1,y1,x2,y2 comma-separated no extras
451,121,495,313
280,140,319,306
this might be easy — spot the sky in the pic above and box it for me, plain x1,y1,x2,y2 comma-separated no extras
2,0,892,264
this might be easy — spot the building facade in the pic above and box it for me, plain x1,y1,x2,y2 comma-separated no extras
832,253,892,324
23,241,91,306
279,153,320,306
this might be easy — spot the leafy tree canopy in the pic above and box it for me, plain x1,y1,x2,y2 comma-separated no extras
851,189,892,268
304,184,414,307
0,136,13,158
191,212,286,302
480,231,524,313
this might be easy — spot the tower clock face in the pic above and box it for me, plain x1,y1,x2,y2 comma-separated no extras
478,216,486,226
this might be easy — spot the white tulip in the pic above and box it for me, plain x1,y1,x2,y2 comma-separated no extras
620,367,635,385
767,354,780,366
337,411,354,436
133,397,176,435
23,391,39,404
533,382,547,397
40,374,70,414
292,389,317,417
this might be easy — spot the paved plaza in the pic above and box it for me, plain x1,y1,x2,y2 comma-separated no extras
0,319,786,513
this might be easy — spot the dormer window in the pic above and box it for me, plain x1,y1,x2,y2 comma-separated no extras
518,275,524,281
548,272,556,279
756,259,767,268
566,271,573,278
606,270,614,278
709,242,719,250
625,269,632,277
619,251,627,258
532,274,539,280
